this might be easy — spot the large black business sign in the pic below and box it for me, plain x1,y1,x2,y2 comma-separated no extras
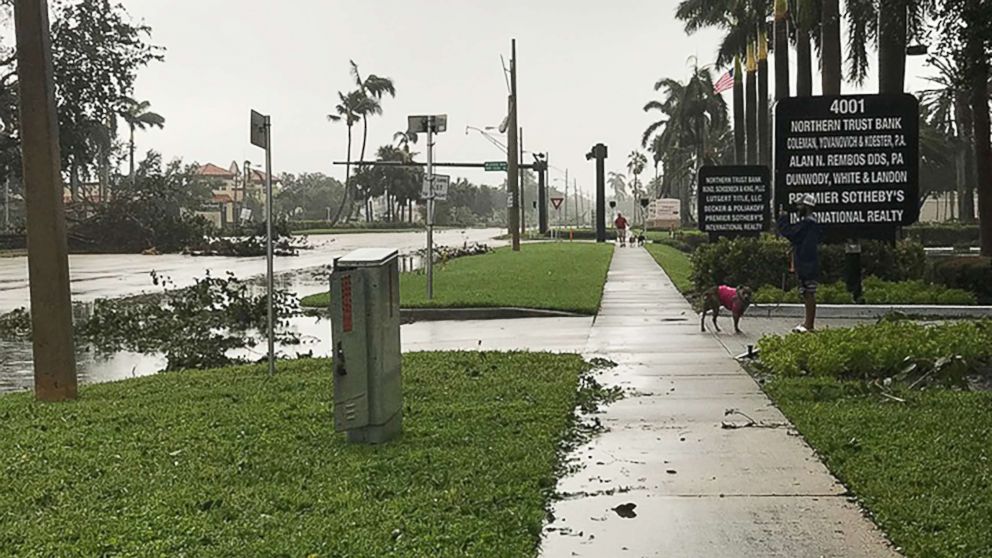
697,165,771,237
774,94,919,235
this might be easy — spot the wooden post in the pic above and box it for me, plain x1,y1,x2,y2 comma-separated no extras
14,0,78,401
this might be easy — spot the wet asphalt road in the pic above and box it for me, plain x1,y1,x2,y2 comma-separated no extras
0,228,505,314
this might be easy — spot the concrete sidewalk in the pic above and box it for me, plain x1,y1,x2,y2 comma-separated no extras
540,247,898,557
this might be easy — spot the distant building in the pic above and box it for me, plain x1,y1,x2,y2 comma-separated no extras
194,161,280,229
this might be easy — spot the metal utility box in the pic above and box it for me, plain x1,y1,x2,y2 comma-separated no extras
330,248,403,443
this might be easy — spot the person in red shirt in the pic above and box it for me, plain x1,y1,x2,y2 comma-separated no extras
614,213,628,246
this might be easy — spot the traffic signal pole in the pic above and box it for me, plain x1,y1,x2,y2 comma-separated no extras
507,39,520,251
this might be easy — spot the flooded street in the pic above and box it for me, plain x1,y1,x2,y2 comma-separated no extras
0,228,505,393
0,228,504,314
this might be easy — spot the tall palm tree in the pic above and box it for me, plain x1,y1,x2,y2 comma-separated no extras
642,64,728,222
920,57,977,222
349,61,395,221
608,172,628,202
327,90,368,226
119,97,164,184
627,150,647,194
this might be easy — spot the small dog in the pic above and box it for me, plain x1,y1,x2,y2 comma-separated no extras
636,234,646,246
699,285,753,334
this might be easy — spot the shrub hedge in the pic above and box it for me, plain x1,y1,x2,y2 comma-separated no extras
753,276,977,305
904,223,980,247
927,256,992,304
690,236,927,292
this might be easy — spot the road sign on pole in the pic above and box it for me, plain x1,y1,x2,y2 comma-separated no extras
250,109,275,376
422,173,450,201
551,197,564,210
410,114,447,300
484,161,508,172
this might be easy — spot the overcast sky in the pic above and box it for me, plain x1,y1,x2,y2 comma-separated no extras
121,0,935,198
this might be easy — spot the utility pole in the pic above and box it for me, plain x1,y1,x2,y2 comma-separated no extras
507,39,520,251
14,0,77,401
3,176,9,231
586,143,608,242
564,169,569,227
574,178,579,228
536,153,548,234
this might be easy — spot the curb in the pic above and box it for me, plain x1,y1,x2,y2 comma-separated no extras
302,306,588,322
750,303,992,319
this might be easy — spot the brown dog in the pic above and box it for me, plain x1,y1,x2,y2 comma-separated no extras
699,285,753,334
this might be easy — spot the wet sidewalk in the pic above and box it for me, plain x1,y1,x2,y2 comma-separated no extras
540,247,899,557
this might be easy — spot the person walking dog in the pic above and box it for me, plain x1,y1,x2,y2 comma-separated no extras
777,194,821,333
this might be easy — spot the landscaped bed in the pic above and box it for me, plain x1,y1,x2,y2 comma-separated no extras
754,321,992,557
644,243,693,293
301,242,614,314
0,353,605,557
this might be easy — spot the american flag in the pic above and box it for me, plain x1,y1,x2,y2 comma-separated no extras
713,69,734,94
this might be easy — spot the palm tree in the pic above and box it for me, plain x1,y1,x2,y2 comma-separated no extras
920,57,977,222
349,61,395,221
119,98,165,185
608,172,628,203
642,64,728,222
627,151,647,193
327,90,368,226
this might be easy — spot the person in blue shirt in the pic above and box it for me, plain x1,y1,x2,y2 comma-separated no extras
777,194,820,333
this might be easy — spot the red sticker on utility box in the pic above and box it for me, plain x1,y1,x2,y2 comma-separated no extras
341,274,353,333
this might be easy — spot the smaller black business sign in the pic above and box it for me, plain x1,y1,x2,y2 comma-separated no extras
697,165,771,238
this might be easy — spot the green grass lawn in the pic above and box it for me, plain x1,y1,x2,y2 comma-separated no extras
645,243,693,294
0,353,594,557
302,242,614,314
765,377,992,557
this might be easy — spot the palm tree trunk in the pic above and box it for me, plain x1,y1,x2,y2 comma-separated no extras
129,124,136,186
733,56,745,164
758,30,771,166
821,0,842,95
969,46,991,254
796,28,813,96
957,96,977,222
877,0,907,94
746,44,758,165
774,0,790,101
796,0,814,97
330,125,353,226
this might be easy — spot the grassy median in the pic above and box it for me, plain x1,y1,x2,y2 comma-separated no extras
302,242,614,314
644,243,693,294
0,353,597,557
757,322,992,557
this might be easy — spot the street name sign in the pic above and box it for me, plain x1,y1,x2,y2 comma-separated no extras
484,161,508,172
697,165,770,237
774,93,919,237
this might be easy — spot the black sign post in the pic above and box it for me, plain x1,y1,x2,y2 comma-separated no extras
774,93,919,301
697,165,771,239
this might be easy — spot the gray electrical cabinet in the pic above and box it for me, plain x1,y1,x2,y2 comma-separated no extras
330,248,403,443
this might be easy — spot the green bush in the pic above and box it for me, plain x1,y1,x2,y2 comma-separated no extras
928,256,992,304
753,276,977,305
757,320,992,379
905,223,980,247
691,236,927,291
